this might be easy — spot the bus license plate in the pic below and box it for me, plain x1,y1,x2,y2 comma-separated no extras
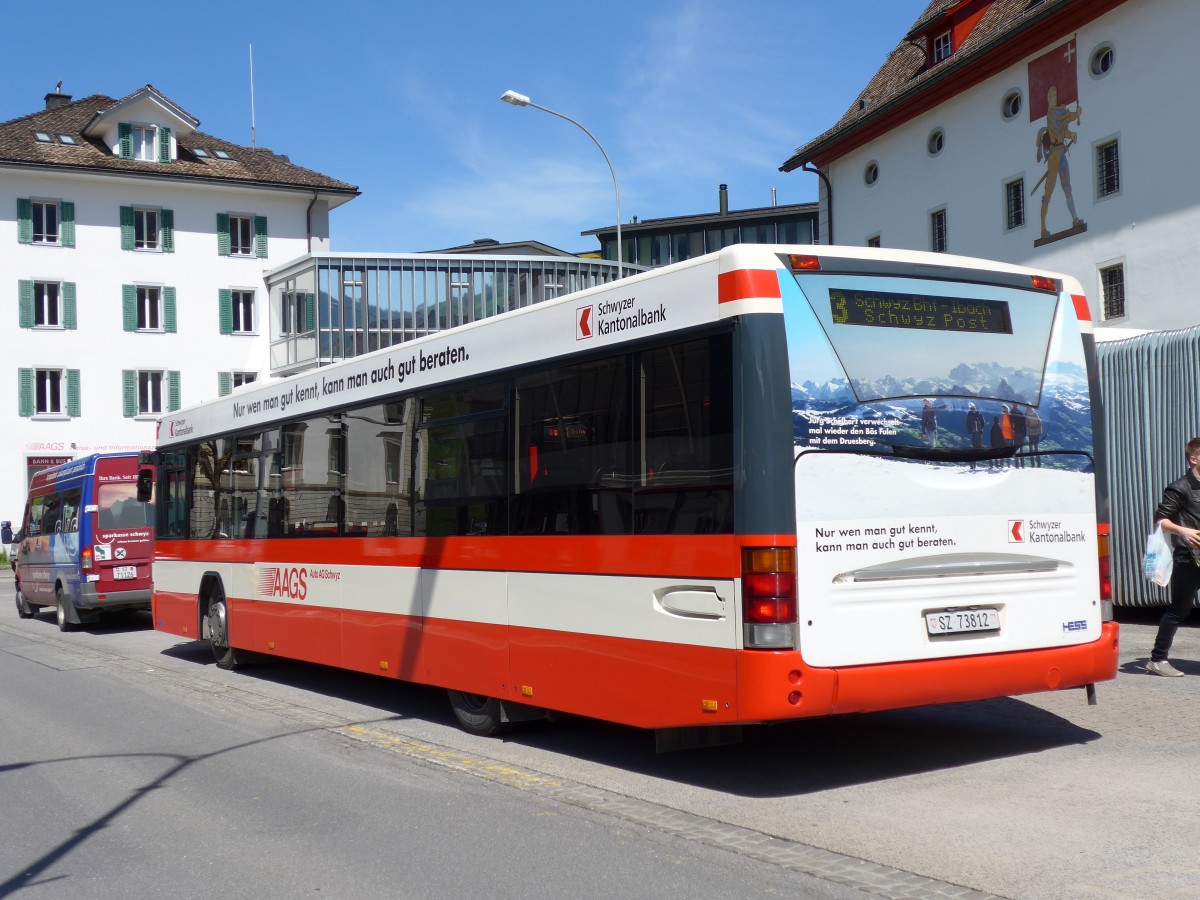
113,566,137,580
926,609,999,636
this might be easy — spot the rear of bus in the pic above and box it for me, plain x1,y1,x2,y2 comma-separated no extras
737,247,1117,719
82,455,155,615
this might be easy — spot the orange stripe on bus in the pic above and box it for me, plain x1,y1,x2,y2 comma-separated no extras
717,269,782,304
1071,294,1091,321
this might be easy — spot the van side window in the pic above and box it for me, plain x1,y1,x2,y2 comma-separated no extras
61,487,82,534
26,497,43,536
42,493,63,534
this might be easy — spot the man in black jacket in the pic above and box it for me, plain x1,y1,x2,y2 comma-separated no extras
1149,437,1200,676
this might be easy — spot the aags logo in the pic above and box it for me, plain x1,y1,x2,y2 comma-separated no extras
258,566,308,601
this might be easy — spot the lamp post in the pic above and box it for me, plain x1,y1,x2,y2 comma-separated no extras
500,90,624,278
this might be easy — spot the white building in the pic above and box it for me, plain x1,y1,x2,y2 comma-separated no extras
780,0,1192,337
1,85,358,521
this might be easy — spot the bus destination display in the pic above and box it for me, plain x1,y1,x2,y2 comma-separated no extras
829,288,1013,335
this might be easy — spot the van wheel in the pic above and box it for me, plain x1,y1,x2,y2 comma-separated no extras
55,588,75,632
207,590,244,670
447,690,507,737
15,590,36,619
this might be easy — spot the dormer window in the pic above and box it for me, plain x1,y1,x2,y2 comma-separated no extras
933,31,952,63
193,148,209,158
214,150,232,160
117,122,172,162
34,131,52,142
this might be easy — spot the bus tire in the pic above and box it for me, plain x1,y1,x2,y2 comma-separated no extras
206,589,244,671
55,587,76,632
15,589,36,619
447,691,508,737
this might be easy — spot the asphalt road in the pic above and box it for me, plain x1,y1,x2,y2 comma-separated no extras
2,582,1197,899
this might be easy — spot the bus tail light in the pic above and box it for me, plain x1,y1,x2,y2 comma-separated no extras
1097,524,1113,621
81,546,93,571
742,547,797,650
788,254,821,271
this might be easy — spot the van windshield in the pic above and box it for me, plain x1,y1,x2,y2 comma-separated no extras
97,483,155,530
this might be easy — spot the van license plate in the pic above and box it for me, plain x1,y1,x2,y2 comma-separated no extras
113,566,137,580
926,609,999,636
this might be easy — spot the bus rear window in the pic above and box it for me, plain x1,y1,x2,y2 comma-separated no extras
97,483,155,530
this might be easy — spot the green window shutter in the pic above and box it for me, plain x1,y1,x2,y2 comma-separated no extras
62,282,77,329
60,202,75,247
163,286,177,333
305,292,316,332
19,280,34,328
254,215,268,258
218,371,233,397
161,208,174,252
17,198,33,244
19,369,34,417
120,206,135,250
122,284,137,331
122,370,137,417
218,288,233,334
66,369,80,417
118,123,132,159
158,126,171,163
216,213,230,256
167,370,181,411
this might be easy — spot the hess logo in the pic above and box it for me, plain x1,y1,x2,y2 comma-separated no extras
259,566,308,601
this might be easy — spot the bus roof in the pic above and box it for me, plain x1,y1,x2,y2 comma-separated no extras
158,244,1084,448
26,452,143,494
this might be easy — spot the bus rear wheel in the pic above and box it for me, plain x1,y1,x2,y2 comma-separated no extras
206,590,244,671
447,691,509,737
55,588,75,632
15,589,36,619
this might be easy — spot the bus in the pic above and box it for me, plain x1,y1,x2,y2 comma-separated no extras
14,452,155,630
150,245,1118,747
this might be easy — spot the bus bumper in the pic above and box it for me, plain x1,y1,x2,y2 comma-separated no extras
737,621,1120,721
79,584,152,611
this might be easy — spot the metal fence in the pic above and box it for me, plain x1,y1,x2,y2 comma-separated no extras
1097,327,1200,606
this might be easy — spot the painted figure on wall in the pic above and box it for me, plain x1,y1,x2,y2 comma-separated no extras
1034,86,1083,239
1028,39,1086,244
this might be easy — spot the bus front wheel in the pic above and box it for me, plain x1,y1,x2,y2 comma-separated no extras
206,590,244,671
448,691,508,737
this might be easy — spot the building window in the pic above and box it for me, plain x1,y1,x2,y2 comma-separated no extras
864,161,879,186
1090,43,1115,78
1005,178,1025,231
218,213,267,258
866,234,881,248
134,208,159,250
1100,263,1125,320
136,286,162,330
132,125,157,161
282,291,312,334
232,290,255,333
930,208,947,253
927,128,945,156
1096,138,1120,198
1002,90,1022,120
33,282,61,327
233,372,257,389
933,31,952,63
139,371,164,414
32,200,59,244
36,369,63,414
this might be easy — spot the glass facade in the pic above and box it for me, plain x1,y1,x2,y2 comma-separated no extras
597,210,816,269
266,253,625,375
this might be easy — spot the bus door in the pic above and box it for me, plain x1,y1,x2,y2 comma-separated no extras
784,268,1100,669
91,457,156,596
18,491,55,605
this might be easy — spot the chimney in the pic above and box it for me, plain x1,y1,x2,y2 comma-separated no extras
719,184,729,216
45,92,72,110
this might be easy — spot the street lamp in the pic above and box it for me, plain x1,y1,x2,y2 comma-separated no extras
500,89,624,278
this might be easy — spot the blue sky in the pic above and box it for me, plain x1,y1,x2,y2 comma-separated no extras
3,0,924,254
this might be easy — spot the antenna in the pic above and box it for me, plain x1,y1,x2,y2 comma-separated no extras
249,44,257,148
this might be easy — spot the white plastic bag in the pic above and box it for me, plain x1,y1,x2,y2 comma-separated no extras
1144,525,1174,587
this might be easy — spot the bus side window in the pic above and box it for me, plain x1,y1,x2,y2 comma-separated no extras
61,487,82,534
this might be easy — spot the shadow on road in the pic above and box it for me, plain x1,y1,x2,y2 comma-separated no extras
159,638,1100,798
20,607,154,635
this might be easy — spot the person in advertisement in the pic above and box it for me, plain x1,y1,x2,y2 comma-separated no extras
965,403,985,470
1148,437,1200,677
1012,401,1028,468
1024,404,1043,466
988,415,1005,470
920,398,949,448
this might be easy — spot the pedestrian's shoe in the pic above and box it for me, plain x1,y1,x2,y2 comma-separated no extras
1147,659,1185,677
